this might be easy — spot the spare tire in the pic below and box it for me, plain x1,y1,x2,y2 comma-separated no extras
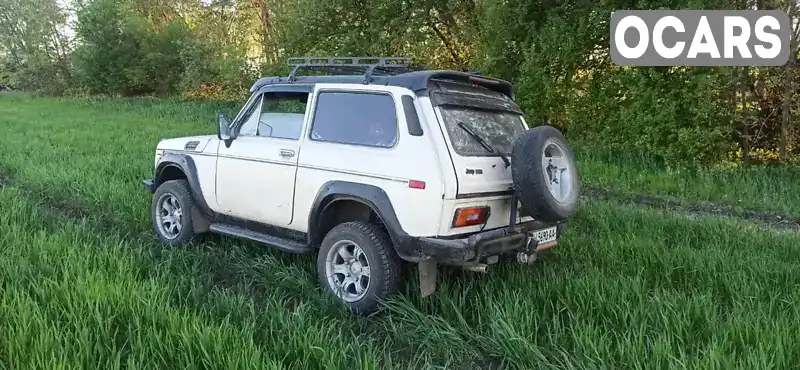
510,125,580,222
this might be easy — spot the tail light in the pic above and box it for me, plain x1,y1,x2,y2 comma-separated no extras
452,206,490,228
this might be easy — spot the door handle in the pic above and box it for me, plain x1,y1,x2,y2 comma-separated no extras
279,149,295,158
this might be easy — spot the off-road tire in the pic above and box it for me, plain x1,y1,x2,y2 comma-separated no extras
510,125,580,222
317,221,402,315
151,179,196,246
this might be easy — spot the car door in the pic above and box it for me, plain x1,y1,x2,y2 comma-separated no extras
215,86,312,227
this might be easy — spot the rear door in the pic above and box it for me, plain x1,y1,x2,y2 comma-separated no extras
429,80,528,198
427,80,533,235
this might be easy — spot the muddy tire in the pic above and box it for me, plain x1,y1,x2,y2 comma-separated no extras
317,221,402,315
510,125,580,222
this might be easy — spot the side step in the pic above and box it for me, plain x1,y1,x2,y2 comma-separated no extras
209,223,312,253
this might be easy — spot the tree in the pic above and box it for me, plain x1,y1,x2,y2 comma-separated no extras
0,0,74,93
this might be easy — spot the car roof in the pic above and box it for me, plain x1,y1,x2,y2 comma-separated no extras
249,69,516,101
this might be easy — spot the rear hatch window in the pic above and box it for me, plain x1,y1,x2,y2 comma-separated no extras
438,107,526,157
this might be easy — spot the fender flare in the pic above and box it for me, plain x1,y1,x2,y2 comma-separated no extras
308,181,413,257
155,152,213,216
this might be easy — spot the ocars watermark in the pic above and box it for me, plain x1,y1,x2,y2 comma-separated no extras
611,10,790,66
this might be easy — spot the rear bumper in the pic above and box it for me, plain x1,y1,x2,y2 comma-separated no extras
405,220,564,266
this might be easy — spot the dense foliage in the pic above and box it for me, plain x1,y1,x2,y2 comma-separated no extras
0,0,798,165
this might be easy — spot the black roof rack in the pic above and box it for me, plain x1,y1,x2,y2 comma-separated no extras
286,57,421,83
248,57,516,101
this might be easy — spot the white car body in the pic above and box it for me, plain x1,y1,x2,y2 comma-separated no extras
145,65,575,311
155,82,535,240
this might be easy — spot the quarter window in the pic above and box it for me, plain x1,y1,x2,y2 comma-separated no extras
310,92,398,148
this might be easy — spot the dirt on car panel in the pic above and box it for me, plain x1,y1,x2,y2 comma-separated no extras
583,185,800,231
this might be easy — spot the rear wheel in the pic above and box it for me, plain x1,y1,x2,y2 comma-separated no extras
317,221,402,315
511,125,580,222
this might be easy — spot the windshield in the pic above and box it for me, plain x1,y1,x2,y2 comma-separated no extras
438,106,527,157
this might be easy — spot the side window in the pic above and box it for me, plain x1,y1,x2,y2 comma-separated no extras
237,91,309,140
310,92,398,148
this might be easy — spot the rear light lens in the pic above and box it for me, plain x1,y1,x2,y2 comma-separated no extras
408,180,426,189
452,206,490,228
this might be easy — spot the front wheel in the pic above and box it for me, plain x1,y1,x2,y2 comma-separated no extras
151,179,196,245
316,221,402,315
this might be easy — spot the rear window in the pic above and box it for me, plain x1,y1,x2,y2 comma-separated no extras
438,106,527,156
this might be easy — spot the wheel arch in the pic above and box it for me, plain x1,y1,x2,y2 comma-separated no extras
154,153,214,233
308,181,410,253
155,163,187,187
155,153,210,212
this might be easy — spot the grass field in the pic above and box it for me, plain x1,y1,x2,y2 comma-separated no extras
1,93,800,369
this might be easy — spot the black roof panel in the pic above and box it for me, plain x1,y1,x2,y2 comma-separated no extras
249,70,516,101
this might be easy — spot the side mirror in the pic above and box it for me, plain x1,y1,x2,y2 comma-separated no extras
217,113,234,147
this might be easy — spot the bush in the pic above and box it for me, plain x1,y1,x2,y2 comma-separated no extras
74,0,256,98
496,1,741,166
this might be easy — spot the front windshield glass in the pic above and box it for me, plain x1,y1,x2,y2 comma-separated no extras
438,106,527,156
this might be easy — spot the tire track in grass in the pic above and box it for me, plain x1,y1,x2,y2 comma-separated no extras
0,169,364,314
0,187,426,369
0,167,14,189
0,176,485,368
3,177,311,303
0,165,330,307
582,185,800,231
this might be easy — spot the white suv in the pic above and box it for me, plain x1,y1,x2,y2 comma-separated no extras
143,57,581,314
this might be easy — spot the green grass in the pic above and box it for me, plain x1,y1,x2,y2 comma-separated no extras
0,93,236,233
2,92,800,368
576,146,800,216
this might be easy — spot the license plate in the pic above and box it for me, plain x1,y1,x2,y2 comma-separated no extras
529,226,557,244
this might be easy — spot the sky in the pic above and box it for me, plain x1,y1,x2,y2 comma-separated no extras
56,0,77,38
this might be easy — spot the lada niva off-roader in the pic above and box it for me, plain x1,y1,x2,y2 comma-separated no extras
143,57,581,314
